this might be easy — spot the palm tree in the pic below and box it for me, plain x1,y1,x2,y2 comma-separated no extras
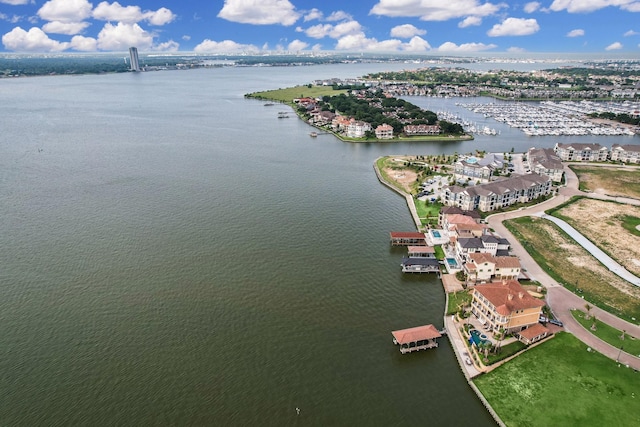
584,303,592,320
590,315,597,331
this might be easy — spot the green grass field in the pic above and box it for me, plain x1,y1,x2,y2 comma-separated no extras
475,333,640,427
572,310,640,358
245,85,346,103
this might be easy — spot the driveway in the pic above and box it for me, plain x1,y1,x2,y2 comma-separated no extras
486,164,640,369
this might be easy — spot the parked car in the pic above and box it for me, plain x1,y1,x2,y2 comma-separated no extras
549,319,564,327
539,315,548,323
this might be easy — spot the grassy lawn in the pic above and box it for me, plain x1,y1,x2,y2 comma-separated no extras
415,198,442,226
571,310,640,358
474,332,640,427
504,217,640,324
245,85,346,103
485,340,527,365
570,165,640,199
446,290,472,315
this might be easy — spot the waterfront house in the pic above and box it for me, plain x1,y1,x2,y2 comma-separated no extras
464,253,521,284
438,206,481,228
346,119,372,138
526,147,564,182
610,144,640,164
443,214,488,238
375,123,394,139
470,280,545,334
440,174,552,212
403,124,440,136
553,142,609,162
455,235,501,258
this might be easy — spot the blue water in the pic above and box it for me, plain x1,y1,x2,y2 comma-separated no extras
433,230,442,238
469,330,490,347
446,258,458,267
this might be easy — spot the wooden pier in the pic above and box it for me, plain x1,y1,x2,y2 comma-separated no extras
392,324,442,354
389,232,427,246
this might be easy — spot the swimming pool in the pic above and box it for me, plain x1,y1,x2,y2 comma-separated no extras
469,329,490,347
446,258,458,267
432,230,441,238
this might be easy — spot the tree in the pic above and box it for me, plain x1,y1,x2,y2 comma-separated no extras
585,303,592,320
590,315,597,331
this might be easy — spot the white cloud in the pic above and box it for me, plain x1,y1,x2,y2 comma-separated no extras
458,16,482,28
311,43,322,51
193,39,259,53
326,11,352,21
152,40,179,51
605,41,623,50
96,22,153,51
70,35,97,51
217,0,300,26
436,41,497,51
524,2,541,13
303,8,323,22
288,39,309,51
487,17,539,36
403,36,431,51
370,0,506,21
92,2,176,26
302,20,363,39
507,46,526,52
624,30,639,36
145,8,176,26
390,24,426,38
566,29,584,37
2,26,69,52
0,13,22,24
42,21,90,35
182,35,191,41
1,0,32,5
38,0,93,23
550,0,640,13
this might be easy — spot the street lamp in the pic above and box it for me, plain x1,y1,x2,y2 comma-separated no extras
617,345,624,363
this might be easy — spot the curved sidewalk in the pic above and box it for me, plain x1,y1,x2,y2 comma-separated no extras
539,213,640,286
486,163,640,369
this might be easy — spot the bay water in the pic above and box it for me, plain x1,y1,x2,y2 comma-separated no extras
0,63,635,425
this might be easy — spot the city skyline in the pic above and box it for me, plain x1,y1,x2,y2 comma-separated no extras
0,0,639,54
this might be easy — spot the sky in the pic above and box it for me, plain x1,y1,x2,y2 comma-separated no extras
0,0,639,54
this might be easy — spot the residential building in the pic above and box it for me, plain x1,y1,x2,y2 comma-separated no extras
464,253,521,284
441,174,552,212
527,147,564,182
346,119,372,138
375,123,394,139
517,323,550,345
610,144,640,164
129,47,140,72
443,213,488,238
553,142,609,162
470,280,545,333
453,154,505,185
438,206,481,228
403,124,440,136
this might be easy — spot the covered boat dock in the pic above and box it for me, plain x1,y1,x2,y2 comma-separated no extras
392,324,442,354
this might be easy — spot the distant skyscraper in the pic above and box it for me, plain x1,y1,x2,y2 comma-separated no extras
129,47,140,72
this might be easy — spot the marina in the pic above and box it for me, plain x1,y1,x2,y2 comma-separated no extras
456,100,639,136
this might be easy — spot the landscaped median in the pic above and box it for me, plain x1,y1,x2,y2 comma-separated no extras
504,216,640,324
474,332,640,427
571,309,640,358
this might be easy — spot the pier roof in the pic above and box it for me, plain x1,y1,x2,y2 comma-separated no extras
392,324,441,345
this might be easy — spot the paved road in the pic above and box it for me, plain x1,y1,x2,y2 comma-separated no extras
486,164,640,370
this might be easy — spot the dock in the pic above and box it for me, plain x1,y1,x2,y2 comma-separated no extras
391,324,442,354
401,257,440,273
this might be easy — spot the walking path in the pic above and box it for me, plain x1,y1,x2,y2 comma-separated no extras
486,163,640,370
539,213,640,286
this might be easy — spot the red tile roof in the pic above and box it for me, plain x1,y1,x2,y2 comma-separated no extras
518,323,549,341
392,324,441,344
474,280,545,316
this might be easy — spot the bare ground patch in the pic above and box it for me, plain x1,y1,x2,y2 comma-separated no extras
556,198,640,276
570,165,640,199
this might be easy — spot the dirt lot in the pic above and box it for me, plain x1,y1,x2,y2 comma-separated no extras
570,165,640,199
556,198,640,276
